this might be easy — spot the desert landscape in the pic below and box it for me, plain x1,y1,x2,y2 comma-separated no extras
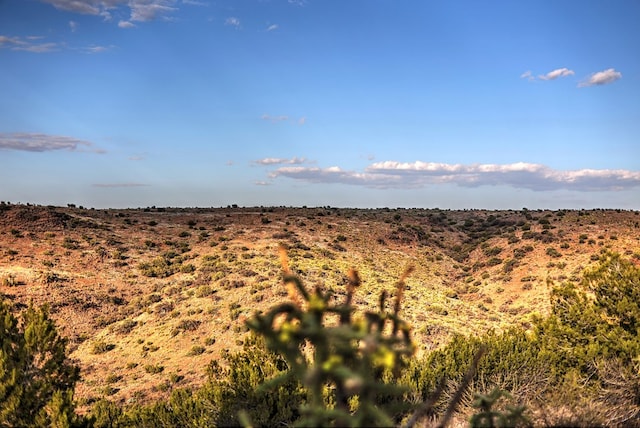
3,1,639,426
1,202,639,424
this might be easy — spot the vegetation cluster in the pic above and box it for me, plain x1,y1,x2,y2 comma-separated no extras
2,250,640,426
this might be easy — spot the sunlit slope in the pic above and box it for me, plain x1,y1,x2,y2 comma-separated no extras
1,204,638,407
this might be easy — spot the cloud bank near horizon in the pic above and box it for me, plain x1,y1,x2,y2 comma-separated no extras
0,133,104,153
266,161,640,192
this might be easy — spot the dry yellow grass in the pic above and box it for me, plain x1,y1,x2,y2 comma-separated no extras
1,204,639,410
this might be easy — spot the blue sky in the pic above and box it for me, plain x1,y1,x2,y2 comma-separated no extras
1,0,639,209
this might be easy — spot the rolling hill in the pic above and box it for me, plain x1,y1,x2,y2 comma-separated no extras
1,202,639,410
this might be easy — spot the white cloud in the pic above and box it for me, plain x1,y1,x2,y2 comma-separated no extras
266,24,278,31
118,20,135,28
538,67,574,81
270,166,393,187
578,68,622,87
254,157,309,166
0,133,105,153
298,116,306,125
69,20,78,31
267,161,640,192
225,17,241,28
255,181,272,186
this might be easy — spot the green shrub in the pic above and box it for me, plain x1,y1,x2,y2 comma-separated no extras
0,299,80,426
484,246,503,257
92,340,116,354
171,319,201,337
144,364,164,374
487,257,503,266
180,263,196,273
61,237,79,250
111,319,137,335
245,247,422,427
138,256,179,278
188,346,206,356
195,284,214,298
545,247,561,258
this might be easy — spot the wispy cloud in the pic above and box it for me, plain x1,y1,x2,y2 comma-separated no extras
268,161,640,192
578,68,622,87
81,44,114,53
538,67,575,81
39,0,106,15
69,20,78,32
225,17,241,28
17,42,59,53
255,181,272,186
1,35,113,54
266,24,278,31
0,35,59,53
182,0,207,5
0,133,105,153
261,114,307,125
254,157,309,166
118,20,135,28
261,114,288,122
92,183,149,188
520,70,534,82
129,0,177,22
38,0,180,24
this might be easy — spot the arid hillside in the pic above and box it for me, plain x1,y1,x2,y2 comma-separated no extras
1,203,639,409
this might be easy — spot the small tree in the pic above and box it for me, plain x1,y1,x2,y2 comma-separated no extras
0,299,80,427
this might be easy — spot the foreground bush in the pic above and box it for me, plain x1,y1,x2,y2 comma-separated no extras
245,252,417,427
404,252,640,426
5,251,639,426
90,335,304,427
0,299,80,427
